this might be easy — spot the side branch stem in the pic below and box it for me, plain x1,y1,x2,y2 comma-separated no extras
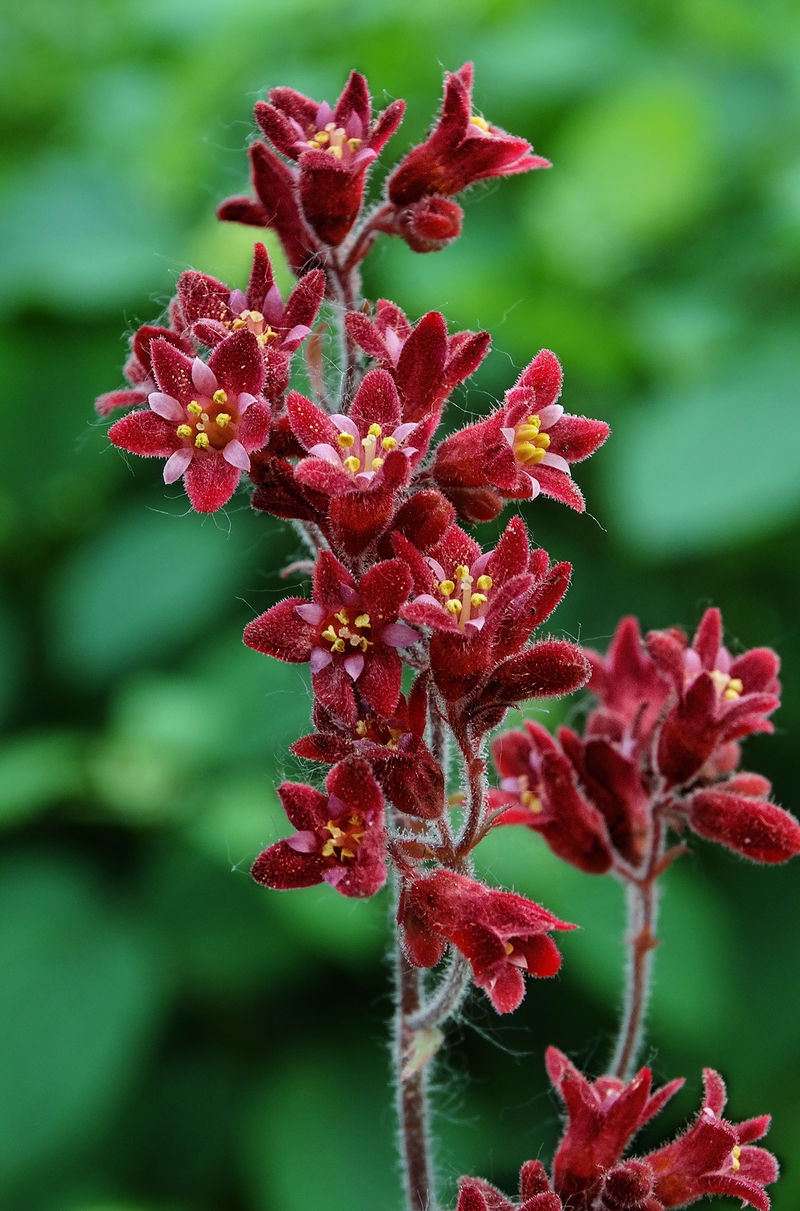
395,936,438,1211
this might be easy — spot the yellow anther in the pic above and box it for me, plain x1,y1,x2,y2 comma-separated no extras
176,424,192,438
321,625,338,643
515,442,547,465
534,433,550,449
367,423,382,437
438,580,455,597
528,414,540,427
337,432,356,448
470,114,490,132
445,599,462,615
504,941,514,955
331,638,345,653
343,456,361,473
347,137,362,151
470,593,488,609
194,432,210,449
231,317,247,330
335,610,350,624
356,720,368,737
732,1145,741,1172
216,413,231,428
725,678,744,700
354,613,371,628
329,145,343,160
212,389,227,406
358,636,372,653
187,401,202,416
382,436,397,451
521,790,542,813
248,311,264,323
307,139,321,149
476,575,493,591
516,424,541,440
314,130,330,145
371,457,384,470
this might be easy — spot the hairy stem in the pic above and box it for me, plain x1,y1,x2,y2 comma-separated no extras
395,937,438,1211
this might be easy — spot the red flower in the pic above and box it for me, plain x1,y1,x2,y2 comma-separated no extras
177,243,324,400
646,608,781,788
345,301,490,423
251,757,386,898
388,62,550,207
456,1162,562,1211
243,550,416,726
254,70,405,246
400,870,575,1013
433,350,609,520
108,329,269,513
683,773,800,864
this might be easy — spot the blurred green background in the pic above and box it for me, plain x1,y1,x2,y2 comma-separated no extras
2,0,800,1208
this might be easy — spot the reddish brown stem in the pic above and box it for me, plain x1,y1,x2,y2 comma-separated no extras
395,943,438,1211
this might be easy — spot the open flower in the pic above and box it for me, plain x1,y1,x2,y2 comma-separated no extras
251,757,386,898
108,329,269,512
400,870,575,1013
243,550,416,725
433,349,609,520
388,62,549,206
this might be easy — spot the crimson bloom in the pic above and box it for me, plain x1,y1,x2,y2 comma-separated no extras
254,70,405,246
456,1162,562,1211
252,757,386,898
243,549,416,726
433,349,610,520
108,329,269,513
400,870,575,1013
388,62,550,206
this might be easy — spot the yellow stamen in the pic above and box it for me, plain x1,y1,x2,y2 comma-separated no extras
194,433,210,449
347,137,362,151
454,565,470,581
515,442,547,466
367,423,382,438
354,614,371,628
187,401,202,416
337,432,355,448
216,413,231,428
725,677,744,700
231,318,247,330
358,636,372,653
343,456,361,473
331,638,345,653
445,599,462,615
176,424,192,438
504,941,514,955
212,389,227,406
521,790,542,813
314,130,330,145
471,593,488,609
381,436,397,451
534,433,550,449
732,1146,741,1172
335,610,350,625
476,575,493,591
248,311,264,323
470,114,490,132
516,424,541,440
438,580,455,597
371,457,384,470
356,720,368,737
329,145,343,160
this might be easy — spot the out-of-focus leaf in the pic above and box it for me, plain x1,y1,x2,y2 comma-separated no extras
0,857,167,1192
0,731,86,828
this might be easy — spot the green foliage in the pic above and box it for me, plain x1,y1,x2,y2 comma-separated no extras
3,0,799,1207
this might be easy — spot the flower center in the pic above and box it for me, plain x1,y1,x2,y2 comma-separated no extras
516,775,542,813
230,308,277,348
320,607,373,655
337,422,396,476
709,668,744,701
320,813,366,862
513,414,551,466
433,565,493,630
469,113,490,133
355,716,404,749
306,122,363,161
176,388,236,451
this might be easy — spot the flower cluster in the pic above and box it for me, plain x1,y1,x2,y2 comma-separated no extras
98,62,791,1211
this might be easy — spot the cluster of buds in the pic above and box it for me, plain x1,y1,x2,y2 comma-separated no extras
97,62,792,1211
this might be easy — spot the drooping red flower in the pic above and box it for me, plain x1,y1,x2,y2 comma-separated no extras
433,349,609,520
254,70,405,246
251,757,386,898
400,870,575,1013
683,772,800,864
582,616,673,753
108,329,269,512
177,243,324,401
388,62,550,207
646,608,781,788
345,301,490,423
243,549,416,726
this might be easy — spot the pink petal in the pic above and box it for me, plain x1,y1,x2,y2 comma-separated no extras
344,653,364,681
285,830,319,853
307,443,342,463
163,447,193,484
295,603,326,624
191,358,218,396
222,439,251,470
330,414,360,440
380,622,418,648
537,404,563,428
310,646,334,674
540,452,571,474
149,392,184,423
237,391,258,415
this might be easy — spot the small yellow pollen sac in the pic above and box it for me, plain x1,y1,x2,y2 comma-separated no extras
215,413,231,428
724,678,744,700
371,457,384,470
470,593,488,609
516,424,542,440
331,638,346,653
354,614,371,629
732,1146,741,1172
381,436,397,451
231,317,247,330
454,565,470,581
356,720,368,737
516,442,547,466
347,137,362,151
504,941,515,955
212,389,227,406
187,401,202,416
248,311,264,323
329,145,343,160
438,580,455,597
470,113,490,132
314,130,330,145
367,423,382,438
335,610,350,625
194,432,210,449
176,424,192,438
476,575,493,592
337,432,356,448
321,625,338,644
343,456,361,474
445,599,463,615
521,790,542,813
